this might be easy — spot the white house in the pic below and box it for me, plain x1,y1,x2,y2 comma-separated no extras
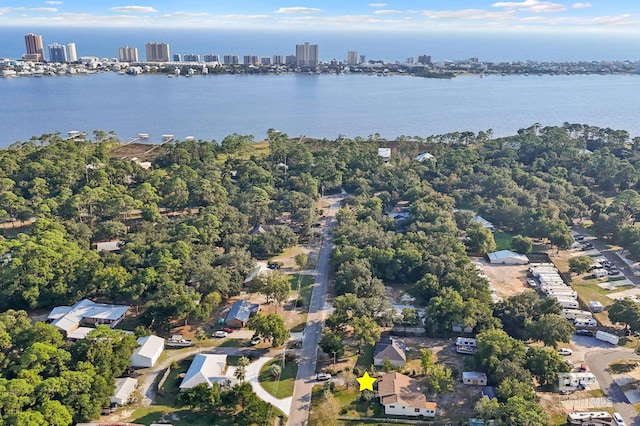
487,250,529,265
111,377,138,405
415,152,436,162
130,335,165,368
179,354,237,389
47,299,129,336
472,215,495,232
462,372,488,386
377,372,437,418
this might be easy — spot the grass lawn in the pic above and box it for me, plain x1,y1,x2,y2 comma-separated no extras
494,230,514,251
132,406,236,426
259,358,298,399
355,345,374,369
219,338,249,348
159,358,192,393
571,278,615,308
549,412,569,426
288,274,315,302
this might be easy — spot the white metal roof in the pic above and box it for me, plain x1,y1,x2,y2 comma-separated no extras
180,354,231,389
133,335,165,360
112,377,137,403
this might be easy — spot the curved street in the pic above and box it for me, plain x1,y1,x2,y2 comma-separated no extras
585,347,640,425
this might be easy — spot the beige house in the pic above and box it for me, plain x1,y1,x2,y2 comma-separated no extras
377,372,437,418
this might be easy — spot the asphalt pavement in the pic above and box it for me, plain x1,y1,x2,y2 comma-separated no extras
287,194,342,426
585,347,640,425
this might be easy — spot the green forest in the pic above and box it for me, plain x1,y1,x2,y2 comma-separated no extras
2,123,640,424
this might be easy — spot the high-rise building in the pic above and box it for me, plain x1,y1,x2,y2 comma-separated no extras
173,53,182,62
261,57,271,65
285,55,296,66
295,42,319,67
67,43,77,62
273,55,284,65
183,53,200,62
406,57,414,64
48,43,68,63
360,55,366,64
223,55,239,65
417,55,432,65
145,42,170,62
243,55,258,65
203,54,220,62
347,51,359,65
118,46,139,62
24,33,44,62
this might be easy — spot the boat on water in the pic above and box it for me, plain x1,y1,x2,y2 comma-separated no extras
165,334,194,348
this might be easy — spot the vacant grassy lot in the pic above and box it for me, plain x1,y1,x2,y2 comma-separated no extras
494,230,514,251
259,358,298,398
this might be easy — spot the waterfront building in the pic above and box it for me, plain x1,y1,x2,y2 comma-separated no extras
273,55,284,65
173,53,182,62
261,57,271,65
243,55,258,65
203,54,220,62
347,51,359,65
285,55,296,66
24,33,44,62
417,54,432,64
295,42,319,67
360,54,366,64
145,42,170,62
48,43,68,63
67,43,77,62
183,53,200,62
406,57,414,64
223,54,239,65
118,46,139,63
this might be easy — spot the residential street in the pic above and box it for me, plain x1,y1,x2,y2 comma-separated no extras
287,194,342,426
573,224,640,286
585,347,640,425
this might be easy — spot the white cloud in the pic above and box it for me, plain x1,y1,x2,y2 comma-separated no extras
374,10,404,15
45,1,63,4
492,0,566,13
274,7,322,14
369,3,387,6
160,11,209,18
110,6,157,13
422,9,515,20
30,7,57,12
573,2,592,8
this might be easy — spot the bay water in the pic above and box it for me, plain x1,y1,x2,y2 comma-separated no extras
1,72,639,146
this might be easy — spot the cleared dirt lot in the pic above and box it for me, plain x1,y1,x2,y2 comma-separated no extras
471,257,530,298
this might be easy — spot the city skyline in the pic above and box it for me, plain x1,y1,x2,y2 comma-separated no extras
0,1,639,35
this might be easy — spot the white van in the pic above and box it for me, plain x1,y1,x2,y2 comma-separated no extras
613,412,626,426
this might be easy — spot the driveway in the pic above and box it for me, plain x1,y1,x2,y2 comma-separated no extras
227,356,292,415
585,346,640,425
287,194,343,426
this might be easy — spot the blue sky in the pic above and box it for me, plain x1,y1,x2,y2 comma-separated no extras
1,1,639,33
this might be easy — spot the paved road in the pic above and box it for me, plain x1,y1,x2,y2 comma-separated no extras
585,347,640,425
573,225,640,286
287,194,342,426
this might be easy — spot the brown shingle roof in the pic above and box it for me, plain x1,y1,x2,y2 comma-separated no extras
377,372,436,411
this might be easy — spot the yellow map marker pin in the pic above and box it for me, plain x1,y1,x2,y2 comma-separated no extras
356,371,376,392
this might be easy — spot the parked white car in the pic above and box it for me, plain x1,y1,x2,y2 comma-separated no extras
613,412,625,426
558,348,573,356
213,331,228,338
